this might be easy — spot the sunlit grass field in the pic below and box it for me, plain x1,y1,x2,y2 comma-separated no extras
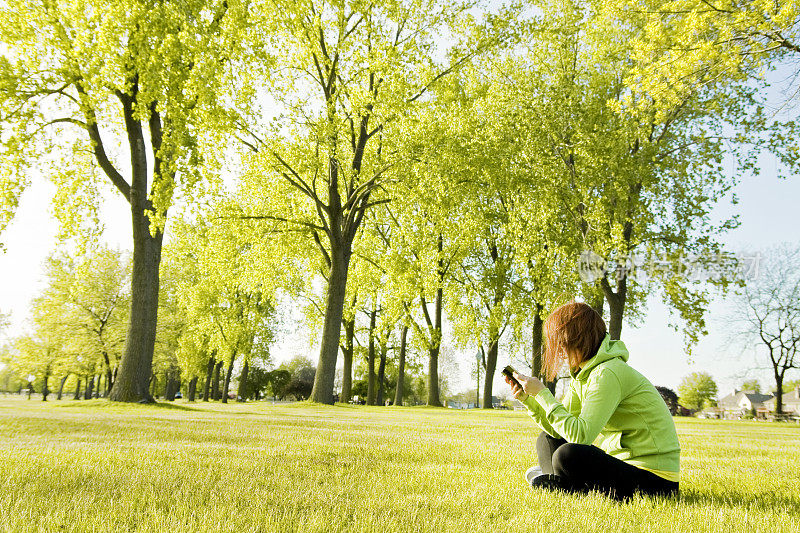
1,396,799,533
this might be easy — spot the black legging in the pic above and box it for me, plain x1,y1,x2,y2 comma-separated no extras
536,432,679,501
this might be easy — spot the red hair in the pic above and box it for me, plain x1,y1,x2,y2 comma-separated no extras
542,301,607,380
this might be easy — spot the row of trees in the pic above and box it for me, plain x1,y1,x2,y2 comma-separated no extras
0,241,448,406
1,0,799,404
2,239,797,410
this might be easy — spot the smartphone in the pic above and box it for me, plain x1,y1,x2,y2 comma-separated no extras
502,365,523,390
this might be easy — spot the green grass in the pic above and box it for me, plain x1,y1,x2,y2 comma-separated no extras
1,396,799,532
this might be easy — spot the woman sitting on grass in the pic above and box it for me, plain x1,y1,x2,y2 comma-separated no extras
505,301,680,501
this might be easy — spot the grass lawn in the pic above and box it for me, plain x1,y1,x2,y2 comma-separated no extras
1,396,799,532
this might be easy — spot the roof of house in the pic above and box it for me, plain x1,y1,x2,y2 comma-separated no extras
719,390,773,408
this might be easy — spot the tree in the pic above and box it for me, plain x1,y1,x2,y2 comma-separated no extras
232,0,509,404
278,356,316,377
678,372,718,411
377,177,464,407
429,95,523,408
393,324,410,406
656,386,679,415
242,365,271,400
267,369,292,400
283,366,316,401
483,0,755,349
168,212,278,404
36,250,130,396
0,0,242,402
629,0,800,96
741,379,761,393
626,0,800,221
732,244,800,414
11,334,62,401
3,248,131,399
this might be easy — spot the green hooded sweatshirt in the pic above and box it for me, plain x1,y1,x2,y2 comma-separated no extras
522,334,680,477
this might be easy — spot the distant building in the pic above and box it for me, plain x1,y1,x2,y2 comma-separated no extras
763,387,800,419
717,389,774,420
446,400,476,409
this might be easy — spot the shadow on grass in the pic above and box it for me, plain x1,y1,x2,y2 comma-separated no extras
147,402,199,411
679,487,800,513
57,399,200,412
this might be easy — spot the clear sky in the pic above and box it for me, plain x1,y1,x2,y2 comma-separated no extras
2,68,799,399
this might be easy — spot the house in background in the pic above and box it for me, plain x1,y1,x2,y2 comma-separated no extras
762,387,800,421
717,390,774,420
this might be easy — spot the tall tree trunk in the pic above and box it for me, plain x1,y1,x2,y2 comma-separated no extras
203,354,215,402
599,215,635,341
108,90,165,403
589,292,604,319
775,371,784,414
482,327,500,409
84,375,94,400
377,340,387,406
367,308,377,406
187,376,198,402
238,360,250,401
150,373,157,398
482,241,506,409
427,284,444,407
340,314,355,403
531,304,556,394
41,369,50,401
601,275,627,340
57,375,68,400
109,214,163,402
532,304,544,378
427,235,445,407
607,294,625,340
310,242,352,404
428,345,441,406
102,351,113,396
73,379,82,400
222,353,236,404
165,369,179,401
212,360,222,400
394,325,408,406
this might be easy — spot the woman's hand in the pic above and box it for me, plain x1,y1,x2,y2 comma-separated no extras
504,371,545,400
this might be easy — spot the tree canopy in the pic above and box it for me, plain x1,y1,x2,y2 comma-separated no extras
1,0,790,407
678,371,719,411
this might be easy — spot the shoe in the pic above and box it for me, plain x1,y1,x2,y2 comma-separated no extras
524,466,543,485
530,474,567,491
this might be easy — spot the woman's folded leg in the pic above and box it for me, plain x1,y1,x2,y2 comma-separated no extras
536,431,567,475
551,442,678,500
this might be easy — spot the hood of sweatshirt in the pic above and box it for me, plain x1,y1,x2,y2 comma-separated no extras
571,334,629,382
